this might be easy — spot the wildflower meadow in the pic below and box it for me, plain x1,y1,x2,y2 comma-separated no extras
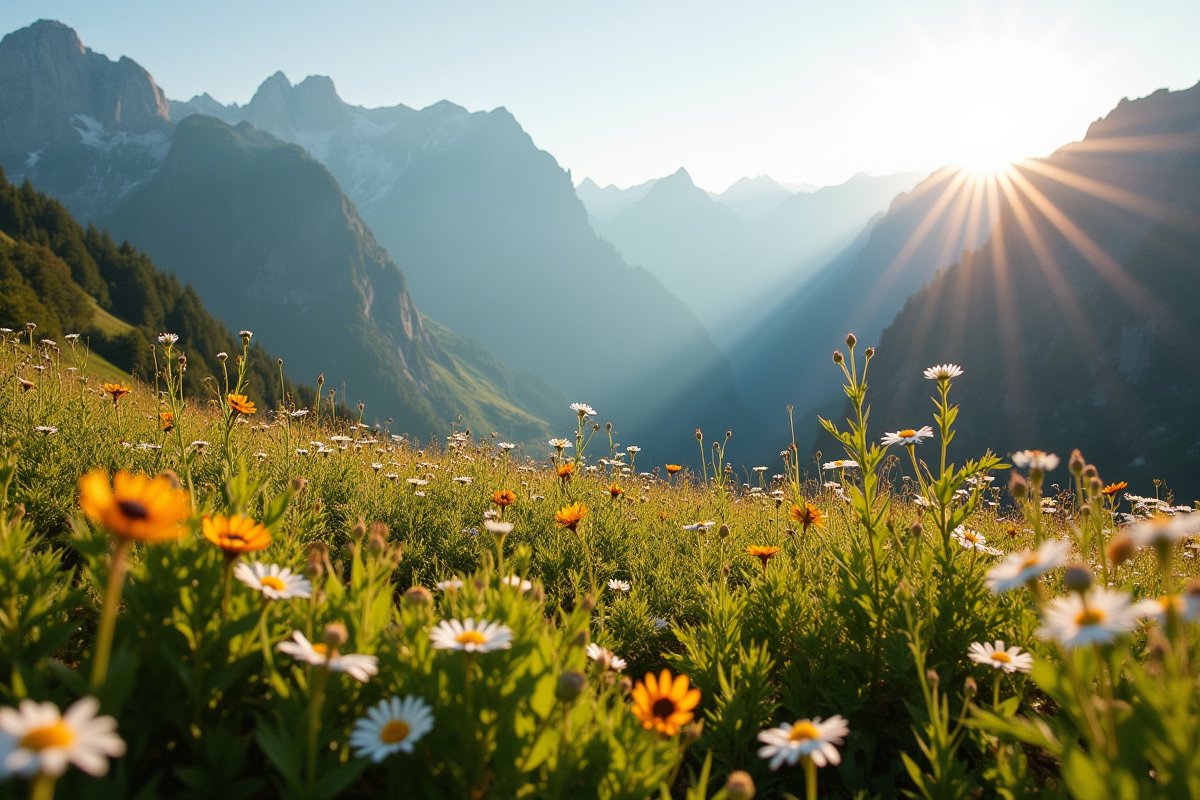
1,325,1198,800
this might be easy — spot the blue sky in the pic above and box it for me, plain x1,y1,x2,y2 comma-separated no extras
4,1,1198,190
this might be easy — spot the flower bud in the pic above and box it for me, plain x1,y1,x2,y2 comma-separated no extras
581,594,596,612
555,670,587,703
718,524,730,540
1081,464,1098,482
1063,564,1094,594
845,332,857,347
369,523,389,556
926,669,940,687
291,476,308,493
1009,473,1028,499
570,630,589,648
618,676,633,694
403,586,432,605
1106,535,1136,567
1088,476,1103,497
352,517,367,540
1069,449,1085,477
724,771,756,800
964,677,978,697
909,520,924,537
864,346,875,360
317,373,325,386
323,622,348,650
696,428,703,441
216,351,228,361
832,350,844,365
605,422,612,431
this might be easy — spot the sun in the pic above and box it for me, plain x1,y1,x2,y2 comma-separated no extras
956,149,1018,178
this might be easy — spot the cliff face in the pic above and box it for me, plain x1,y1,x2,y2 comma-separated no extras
0,20,172,222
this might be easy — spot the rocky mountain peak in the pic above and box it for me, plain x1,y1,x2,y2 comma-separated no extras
0,19,170,153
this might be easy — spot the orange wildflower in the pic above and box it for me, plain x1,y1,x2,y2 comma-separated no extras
103,383,131,403
1101,481,1127,498
202,514,271,554
227,394,257,415
607,484,624,499
789,502,826,532
555,503,588,532
665,464,682,475
556,462,575,482
630,669,701,736
747,545,781,570
158,411,175,432
18,377,34,392
79,469,190,543
492,489,517,508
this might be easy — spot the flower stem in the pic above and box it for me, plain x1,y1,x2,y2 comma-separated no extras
803,756,818,800
90,538,133,692
30,773,56,800
307,664,330,788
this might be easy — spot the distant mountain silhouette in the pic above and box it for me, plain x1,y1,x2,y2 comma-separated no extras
728,165,1000,453
575,176,658,223
172,71,762,460
0,20,566,443
594,168,925,348
838,81,1200,495
708,175,797,220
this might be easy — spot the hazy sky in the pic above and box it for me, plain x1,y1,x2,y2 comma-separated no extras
4,1,1198,191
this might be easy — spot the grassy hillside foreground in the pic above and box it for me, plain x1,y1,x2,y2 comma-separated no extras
1,328,1198,799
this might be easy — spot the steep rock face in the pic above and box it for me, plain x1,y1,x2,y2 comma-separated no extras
176,73,761,460
857,81,1200,494
0,20,171,221
104,116,565,440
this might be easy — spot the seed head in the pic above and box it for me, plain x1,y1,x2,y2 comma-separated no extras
1069,449,1085,477
718,524,730,539
1106,535,1136,566
403,586,433,605
555,670,587,703
1081,464,1098,482
1063,564,1094,594
1009,473,1028,499
833,350,844,365
964,677,978,697
864,346,875,360
323,622,348,650
724,771,756,800
845,333,857,347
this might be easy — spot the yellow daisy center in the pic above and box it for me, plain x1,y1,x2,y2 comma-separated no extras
312,643,328,655
456,631,487,646
1075,609,1106,627
788,721,821,741
1020,555,1040,569
962,531,980,543
990,651,1012,664
379,720,411,744
260,576,286,591
20,721,74,751
898,429,917,438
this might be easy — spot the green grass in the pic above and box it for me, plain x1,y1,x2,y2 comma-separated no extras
1,332,1198,799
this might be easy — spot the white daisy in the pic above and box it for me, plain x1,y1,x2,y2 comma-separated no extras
1132,593,1200,623
569,403,596,416
349,696,434,762
429,618,513,653
967,641,1033,674
950,527,1000,554
880,427,935,447
607,579,631,593
985,539,1070,593
548,439,573,450
436,579,464,592
503,575,533,592
452,476,473,485
406,478,429,486
923,364,964,380
625,446,641,453
757,715,850,770
234,562,312,600
1125,514,1200,549
682,521,716,532
823,460,858,470
1037,588,1138,648
157,333,178,345
34,426,57,434
585,643,627,672
0,697,125,778
1011,450,1060,471
289,409,309,418
276,632,378,681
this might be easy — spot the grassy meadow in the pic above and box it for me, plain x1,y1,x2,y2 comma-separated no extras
1,327,1198,800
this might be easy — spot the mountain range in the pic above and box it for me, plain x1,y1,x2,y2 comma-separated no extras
587,168,925,349
855,81,1200,495
167,68,764,457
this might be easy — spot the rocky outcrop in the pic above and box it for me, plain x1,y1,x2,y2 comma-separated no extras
0,20,172,222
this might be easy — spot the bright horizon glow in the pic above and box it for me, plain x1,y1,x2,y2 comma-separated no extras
1,1,1198,192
